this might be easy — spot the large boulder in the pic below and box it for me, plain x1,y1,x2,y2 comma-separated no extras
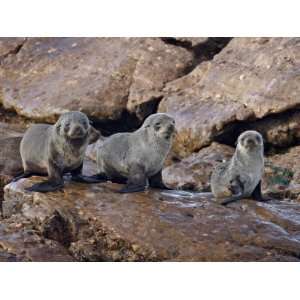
0,38,193,123
159,37,300,157
3,166,300,261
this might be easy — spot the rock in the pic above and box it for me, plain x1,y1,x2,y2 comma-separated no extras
3,163,300,261
161,37,209,48
0,38,193,123
163,143,234,191
252,110,300,148
0,123,25,188
0,38,26,59
159,37,300,157
264,146,300,199
0,215,74,261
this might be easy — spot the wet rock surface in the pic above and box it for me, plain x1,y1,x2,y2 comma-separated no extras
3,174,300,261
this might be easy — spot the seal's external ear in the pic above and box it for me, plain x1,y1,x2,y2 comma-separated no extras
88,126,101,144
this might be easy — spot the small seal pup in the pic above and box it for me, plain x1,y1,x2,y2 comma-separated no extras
12,111,102,192
211,130,267,205
95,113,175,193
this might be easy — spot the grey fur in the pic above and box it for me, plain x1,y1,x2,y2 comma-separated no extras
14,111,101,192
211,130,265,205
96,113,175,193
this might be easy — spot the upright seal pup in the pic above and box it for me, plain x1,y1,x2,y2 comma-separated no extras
13,111,102,192
211,130,267,205
95,113,175,193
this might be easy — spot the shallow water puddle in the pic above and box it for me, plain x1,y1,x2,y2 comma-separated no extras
160,190,211,208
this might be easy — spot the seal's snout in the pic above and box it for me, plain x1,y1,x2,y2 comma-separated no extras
68,124,86,138
246,137,255,146
163,123,175,139
167,123,175,133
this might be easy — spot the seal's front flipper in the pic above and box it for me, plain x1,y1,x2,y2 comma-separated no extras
149,170,171,190
11,171,43,183
118,163,147,193
251,181,270,202
220,193,244,206
25,181,64,193
71,174,107,183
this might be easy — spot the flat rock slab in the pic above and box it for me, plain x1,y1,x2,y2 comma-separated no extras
3,174,300,261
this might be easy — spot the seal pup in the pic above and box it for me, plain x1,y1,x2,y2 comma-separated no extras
95,113,175,193
12,111,102,192
210,130,267,205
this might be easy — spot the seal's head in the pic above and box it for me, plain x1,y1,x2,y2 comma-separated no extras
237,130,263,152
142,113,175,140
55,111,90,140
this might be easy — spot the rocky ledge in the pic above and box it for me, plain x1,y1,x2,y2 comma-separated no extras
3,167,300,261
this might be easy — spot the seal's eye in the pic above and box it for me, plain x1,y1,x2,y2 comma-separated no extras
255,136,261,144
64,123,70,132
82,120,89,129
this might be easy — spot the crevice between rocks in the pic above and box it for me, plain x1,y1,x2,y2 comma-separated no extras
0,38,27,65
213,107,300,154
90,110,142,136
161,37,232,73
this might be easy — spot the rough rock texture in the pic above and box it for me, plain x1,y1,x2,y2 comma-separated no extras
159,37,300,157
3,173,300,261
0,37,193,123
0,215,74,261
0,38,26,60
265,146,300,200
0,123,25,188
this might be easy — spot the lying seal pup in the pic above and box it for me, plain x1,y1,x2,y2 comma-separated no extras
95,113,175,193
211,130,268,205
12,111,102,192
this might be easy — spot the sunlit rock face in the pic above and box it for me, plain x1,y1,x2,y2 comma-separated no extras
0,37,193,123
159,38,300,158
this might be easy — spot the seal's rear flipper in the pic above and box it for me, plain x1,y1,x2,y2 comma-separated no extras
71,174,107,184
251,181,270,202
149,170,171,190
25,181,64,193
